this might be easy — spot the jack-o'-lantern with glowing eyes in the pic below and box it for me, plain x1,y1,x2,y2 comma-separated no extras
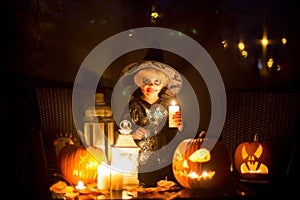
172,132,231,189
234,134,276,180
57,144,107,185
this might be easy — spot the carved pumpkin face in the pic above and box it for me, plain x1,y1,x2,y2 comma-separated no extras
172,137,231,189
234,134,275,180
57,144,107,185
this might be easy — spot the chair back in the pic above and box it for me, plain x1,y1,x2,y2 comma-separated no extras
35,87,83,170
221,90,300,179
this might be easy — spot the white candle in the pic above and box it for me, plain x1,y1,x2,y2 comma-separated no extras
75,180,86,190
169,100,180,128
111,168,123,190
97,163,111,190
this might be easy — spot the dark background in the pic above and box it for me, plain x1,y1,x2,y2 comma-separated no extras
5,0,300,91
3,0,299,199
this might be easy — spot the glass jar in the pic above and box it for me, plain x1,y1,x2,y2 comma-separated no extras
83,93,115,163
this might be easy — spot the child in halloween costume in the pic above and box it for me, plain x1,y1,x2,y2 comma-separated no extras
119,60,183,187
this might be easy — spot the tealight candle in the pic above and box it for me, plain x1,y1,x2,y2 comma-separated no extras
97,163,111,190
169,100,180,128
75,180,86,190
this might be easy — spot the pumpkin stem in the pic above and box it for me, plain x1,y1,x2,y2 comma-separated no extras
198,131,207,139
254,134,259,142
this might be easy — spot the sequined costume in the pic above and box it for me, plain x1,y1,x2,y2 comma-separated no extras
128,87,180,187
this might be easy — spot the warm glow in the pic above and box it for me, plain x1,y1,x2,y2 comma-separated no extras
202,171,209,177
240,162,268,174
75,180,86,190
97,163,111,190
240,144,268,174
241,50,248,58
261,38,268,46
189,148,211,163
238,42,245,50
150,5,160,24
276,65,281,71
111,127,140,187
183,159,189,168
169,100,179,128
151,11,159,19
171,100,176,106
185,170,215,180
187,171,198,178
267,58,274,68
111,168,124,190
221,40,228,49
281,37,287,45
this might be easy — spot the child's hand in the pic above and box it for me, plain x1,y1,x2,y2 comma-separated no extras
132,127,149,140
173,111,183,131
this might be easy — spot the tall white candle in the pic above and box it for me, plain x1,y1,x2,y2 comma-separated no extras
97,163,111,190
169,100,180,128
110,168,123,190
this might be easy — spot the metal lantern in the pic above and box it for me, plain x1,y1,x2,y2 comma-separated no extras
111,120,140,187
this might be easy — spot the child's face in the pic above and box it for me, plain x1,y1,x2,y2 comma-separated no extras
134,68,169,98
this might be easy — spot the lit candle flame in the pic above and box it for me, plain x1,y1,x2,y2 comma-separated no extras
171,100,176,106
187,171,198,178
75,180,86,190
202,171,208,177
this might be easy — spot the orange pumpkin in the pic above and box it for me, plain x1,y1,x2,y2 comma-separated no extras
172,133,231,189
57,144,107,185
234,134,276,180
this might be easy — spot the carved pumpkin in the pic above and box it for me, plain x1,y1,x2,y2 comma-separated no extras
172,133,231,189
57,144,107,185
234,134,275,180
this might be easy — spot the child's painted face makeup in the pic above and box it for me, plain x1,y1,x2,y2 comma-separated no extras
142,77,162,86
140,75,164,96
134,68,169,100
134,68,169,87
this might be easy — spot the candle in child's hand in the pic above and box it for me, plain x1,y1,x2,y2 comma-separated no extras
97,163,111,190
169,100,180,128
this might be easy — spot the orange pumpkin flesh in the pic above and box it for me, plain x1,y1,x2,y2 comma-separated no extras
57,144,107,185
172,137,231,189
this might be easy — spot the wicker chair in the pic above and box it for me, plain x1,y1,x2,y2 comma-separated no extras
35,87,84,187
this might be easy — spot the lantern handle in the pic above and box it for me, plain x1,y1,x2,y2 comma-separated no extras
119,120,132,134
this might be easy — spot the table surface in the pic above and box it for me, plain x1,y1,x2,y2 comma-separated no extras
51,175,280,200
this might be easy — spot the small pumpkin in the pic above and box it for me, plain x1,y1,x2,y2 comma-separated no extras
234,134,275,180
172,132,231,189
57,144,107,185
